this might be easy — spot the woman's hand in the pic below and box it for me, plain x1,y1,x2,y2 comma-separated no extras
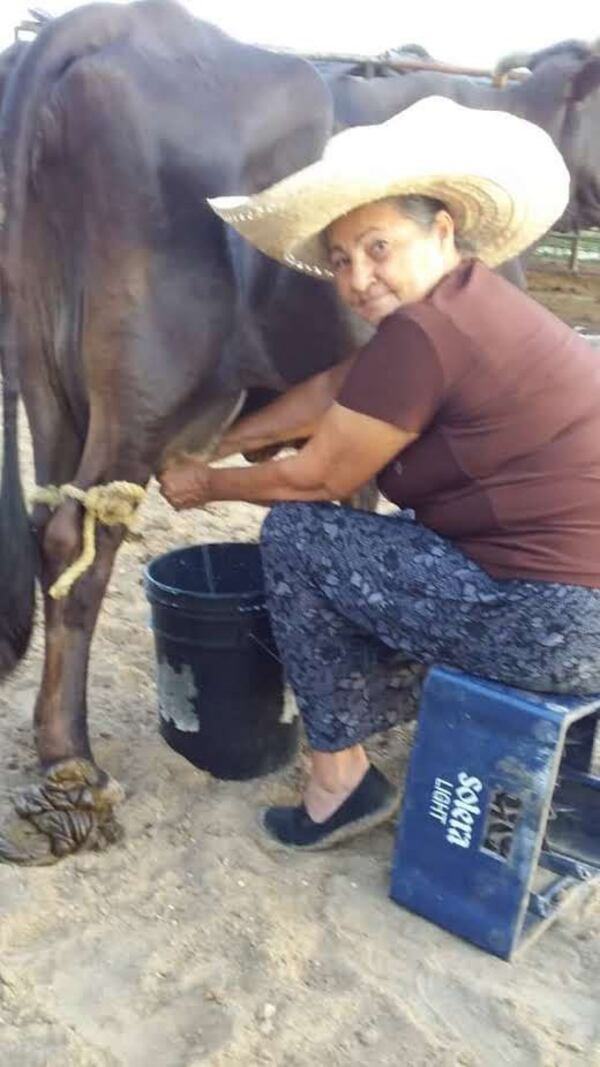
158,403,416,509
158,454,211,510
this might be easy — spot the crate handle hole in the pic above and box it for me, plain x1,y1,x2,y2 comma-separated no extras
481,790,523,860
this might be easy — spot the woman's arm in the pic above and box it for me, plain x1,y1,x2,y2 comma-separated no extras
214,354,357,460
159,402,417,509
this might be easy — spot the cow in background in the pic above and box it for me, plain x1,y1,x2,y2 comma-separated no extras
325,39,600,232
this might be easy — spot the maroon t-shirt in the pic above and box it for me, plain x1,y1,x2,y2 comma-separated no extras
337,259,600,586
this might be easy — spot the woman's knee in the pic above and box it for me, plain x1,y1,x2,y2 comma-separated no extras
261,502,305,545
261,501,337,552
261,503,342,591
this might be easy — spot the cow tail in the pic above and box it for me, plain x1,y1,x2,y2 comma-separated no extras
0,336,36,677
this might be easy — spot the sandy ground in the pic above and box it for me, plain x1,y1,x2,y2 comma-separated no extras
527,266,600,332
1,271,599,1067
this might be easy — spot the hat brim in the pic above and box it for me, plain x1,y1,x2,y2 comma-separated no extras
208,97,570,278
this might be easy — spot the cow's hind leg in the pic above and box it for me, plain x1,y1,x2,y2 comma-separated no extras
0,409,141,863
0,499,132,864
0,376,235,864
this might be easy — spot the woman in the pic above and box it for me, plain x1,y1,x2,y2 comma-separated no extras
159,97,600,850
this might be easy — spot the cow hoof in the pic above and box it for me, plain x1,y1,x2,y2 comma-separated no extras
0,759,125,865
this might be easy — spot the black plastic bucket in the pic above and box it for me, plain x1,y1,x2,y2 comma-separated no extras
144,542,298,780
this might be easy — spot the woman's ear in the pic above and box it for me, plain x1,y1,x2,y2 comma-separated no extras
434,210,455,245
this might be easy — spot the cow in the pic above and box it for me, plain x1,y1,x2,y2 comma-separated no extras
325,39,600,232
493,40,600,232
0,0,352,864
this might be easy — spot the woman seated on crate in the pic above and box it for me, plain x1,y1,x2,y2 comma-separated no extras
159,98,600,851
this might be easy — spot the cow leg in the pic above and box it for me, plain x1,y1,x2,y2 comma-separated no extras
34,510,126,766
26,515,126,856
1,380,241,865
0,417,140,864
0,504,130,864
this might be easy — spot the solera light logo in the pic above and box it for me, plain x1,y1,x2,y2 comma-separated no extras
429,771,484,849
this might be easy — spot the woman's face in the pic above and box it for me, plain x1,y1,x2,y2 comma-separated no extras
325,199,461,325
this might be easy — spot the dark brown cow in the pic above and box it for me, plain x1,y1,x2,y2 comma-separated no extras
0,0,348,863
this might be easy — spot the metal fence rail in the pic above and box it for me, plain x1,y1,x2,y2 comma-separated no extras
532,231,600,273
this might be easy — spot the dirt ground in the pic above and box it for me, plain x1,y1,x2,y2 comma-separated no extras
0,269,599,1066
526,264,600,331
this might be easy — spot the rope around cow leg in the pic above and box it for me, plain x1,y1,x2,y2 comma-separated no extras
31,481,146,599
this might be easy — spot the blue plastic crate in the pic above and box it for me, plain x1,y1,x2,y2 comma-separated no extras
390,666,600,960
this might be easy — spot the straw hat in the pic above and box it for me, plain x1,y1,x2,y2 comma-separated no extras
208,96,569,278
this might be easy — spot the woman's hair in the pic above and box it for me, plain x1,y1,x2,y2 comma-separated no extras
390,194,476,256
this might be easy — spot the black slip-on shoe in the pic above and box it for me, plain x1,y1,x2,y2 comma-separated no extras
258,765,400,851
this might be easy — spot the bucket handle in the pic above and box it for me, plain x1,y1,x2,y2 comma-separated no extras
238,603,283,665
248,631,283,666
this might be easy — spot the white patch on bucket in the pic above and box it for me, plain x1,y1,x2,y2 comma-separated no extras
280,687,300,725
157,660,199,732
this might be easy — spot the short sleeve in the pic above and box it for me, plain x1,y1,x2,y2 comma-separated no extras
337,312,447,434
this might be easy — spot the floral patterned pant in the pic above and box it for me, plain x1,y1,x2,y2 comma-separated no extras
260,502,600,752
